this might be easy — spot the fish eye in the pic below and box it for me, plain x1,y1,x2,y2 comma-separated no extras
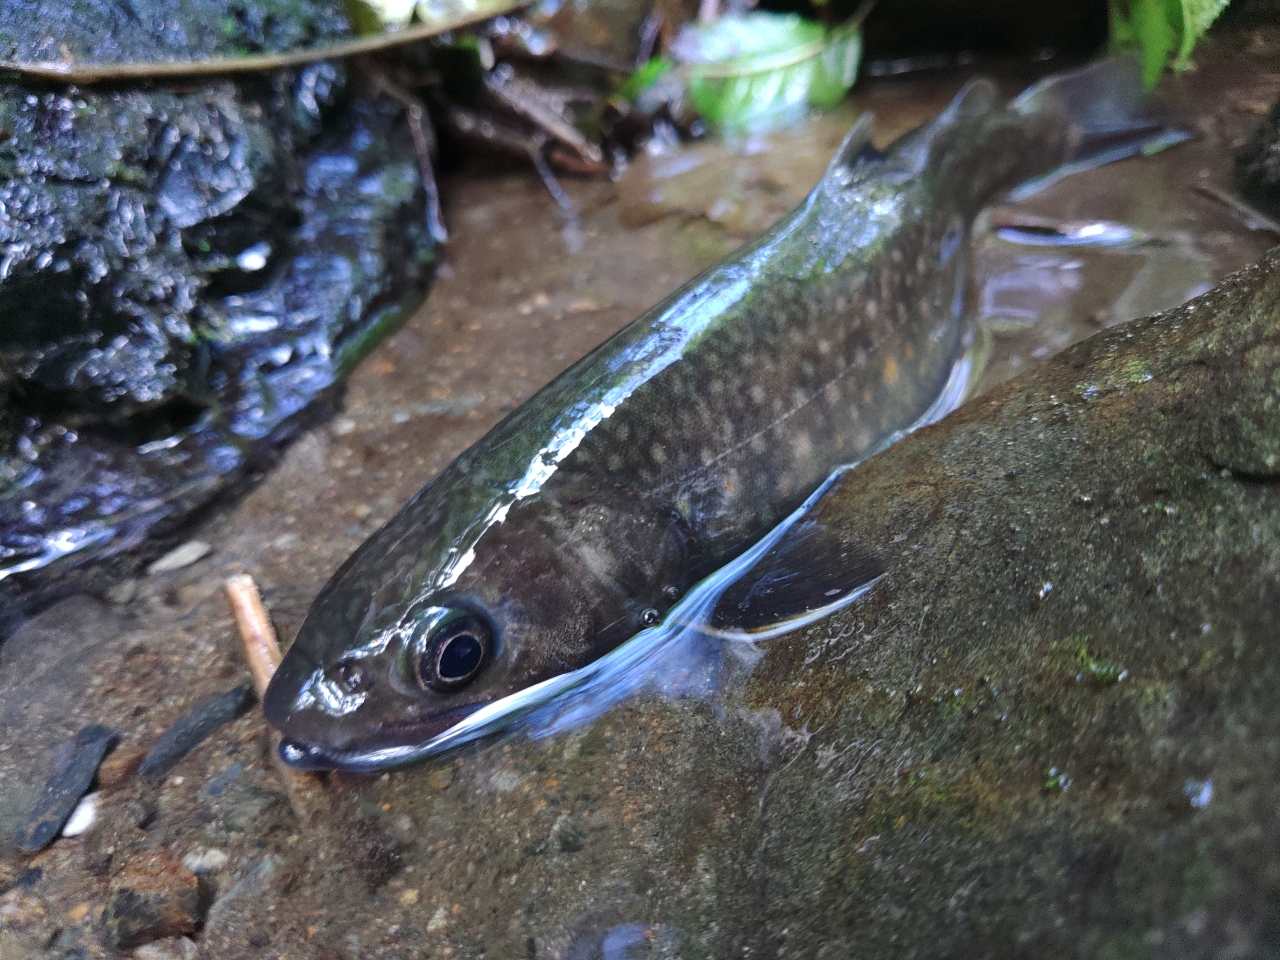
412,608,492,693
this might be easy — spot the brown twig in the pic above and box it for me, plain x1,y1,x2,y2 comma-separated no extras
1194,184,1280,237
0,1,528,85
224,574,331,818
225,574,282,701
372,76,449,245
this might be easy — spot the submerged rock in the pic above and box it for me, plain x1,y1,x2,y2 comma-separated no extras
0,0,439,631
138,685,252,781
106,846,203,948
1236,93,1280,222
259,249,1280,959
11,723,116,853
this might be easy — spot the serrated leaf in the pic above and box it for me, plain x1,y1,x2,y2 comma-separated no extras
1175,0,1231,68
1109,0,1232,86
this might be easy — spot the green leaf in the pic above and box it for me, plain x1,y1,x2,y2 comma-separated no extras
345,0,416,33
1109,0,1232,86
1175,0,1231,68
620,56,675,103
672,12,864,137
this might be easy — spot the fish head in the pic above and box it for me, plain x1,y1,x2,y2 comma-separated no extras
263,479,692,771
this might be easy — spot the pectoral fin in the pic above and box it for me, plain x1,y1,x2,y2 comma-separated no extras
707,519,883,641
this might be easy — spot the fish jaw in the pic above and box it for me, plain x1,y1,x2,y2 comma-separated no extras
263,639,492,770
275,702,487,772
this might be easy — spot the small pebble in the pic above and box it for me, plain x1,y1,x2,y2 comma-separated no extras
106,579,139,605
413,393,485,418
97,746,147,792
66,903,92,922
202,762,245,798
147,542,211,576
181,848,229,875
331,417,357,436
399,888,419,906
13,724,117,853
134,937,199,960
61,791,100,838
427,905,449,932
107,847,202,948
139,685,252,781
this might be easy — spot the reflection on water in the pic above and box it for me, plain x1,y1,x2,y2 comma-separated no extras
971,206,1215,392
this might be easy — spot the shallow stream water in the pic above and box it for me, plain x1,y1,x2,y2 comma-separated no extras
0,34,1277,960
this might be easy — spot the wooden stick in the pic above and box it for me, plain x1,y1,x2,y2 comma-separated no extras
225,574,282,702
224,574,331,817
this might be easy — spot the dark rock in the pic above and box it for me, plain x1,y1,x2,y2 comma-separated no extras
1236,94,1280,222
106,846,202,949
139,685,252,781
0,0,439,631
11,724,116,853
858,0,1106,63
343,816,407,893
0,0,350,69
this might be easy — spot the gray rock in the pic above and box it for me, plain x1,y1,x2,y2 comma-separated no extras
11,724,116,853
139,685,251,781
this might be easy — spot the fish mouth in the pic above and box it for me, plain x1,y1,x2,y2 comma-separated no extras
275,702,485,773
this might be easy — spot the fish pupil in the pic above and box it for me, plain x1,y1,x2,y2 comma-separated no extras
438,634,483,680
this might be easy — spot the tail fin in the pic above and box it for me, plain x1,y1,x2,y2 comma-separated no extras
1009,55,1190,201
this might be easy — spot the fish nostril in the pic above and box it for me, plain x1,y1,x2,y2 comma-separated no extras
278,739,335,770
329,658,367,693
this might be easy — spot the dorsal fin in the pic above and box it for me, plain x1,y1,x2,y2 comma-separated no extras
821,111,879,182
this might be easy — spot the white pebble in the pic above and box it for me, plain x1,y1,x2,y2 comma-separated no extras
182,847,230,874
133,937,198,960
61,791,100,838
147,541,211,575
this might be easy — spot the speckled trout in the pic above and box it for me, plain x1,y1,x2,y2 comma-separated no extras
266,58,1164,770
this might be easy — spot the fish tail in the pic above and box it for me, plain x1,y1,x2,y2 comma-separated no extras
1009,55,1190,200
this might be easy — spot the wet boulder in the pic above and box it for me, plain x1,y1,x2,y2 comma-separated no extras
0,0,439,630
271,249,1280,959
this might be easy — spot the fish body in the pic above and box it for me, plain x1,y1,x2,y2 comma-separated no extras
265,59,1149,770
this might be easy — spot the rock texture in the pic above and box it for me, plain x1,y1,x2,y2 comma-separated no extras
0,0,438,631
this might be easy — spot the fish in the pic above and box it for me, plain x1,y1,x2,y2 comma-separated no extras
264,57,1169,771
